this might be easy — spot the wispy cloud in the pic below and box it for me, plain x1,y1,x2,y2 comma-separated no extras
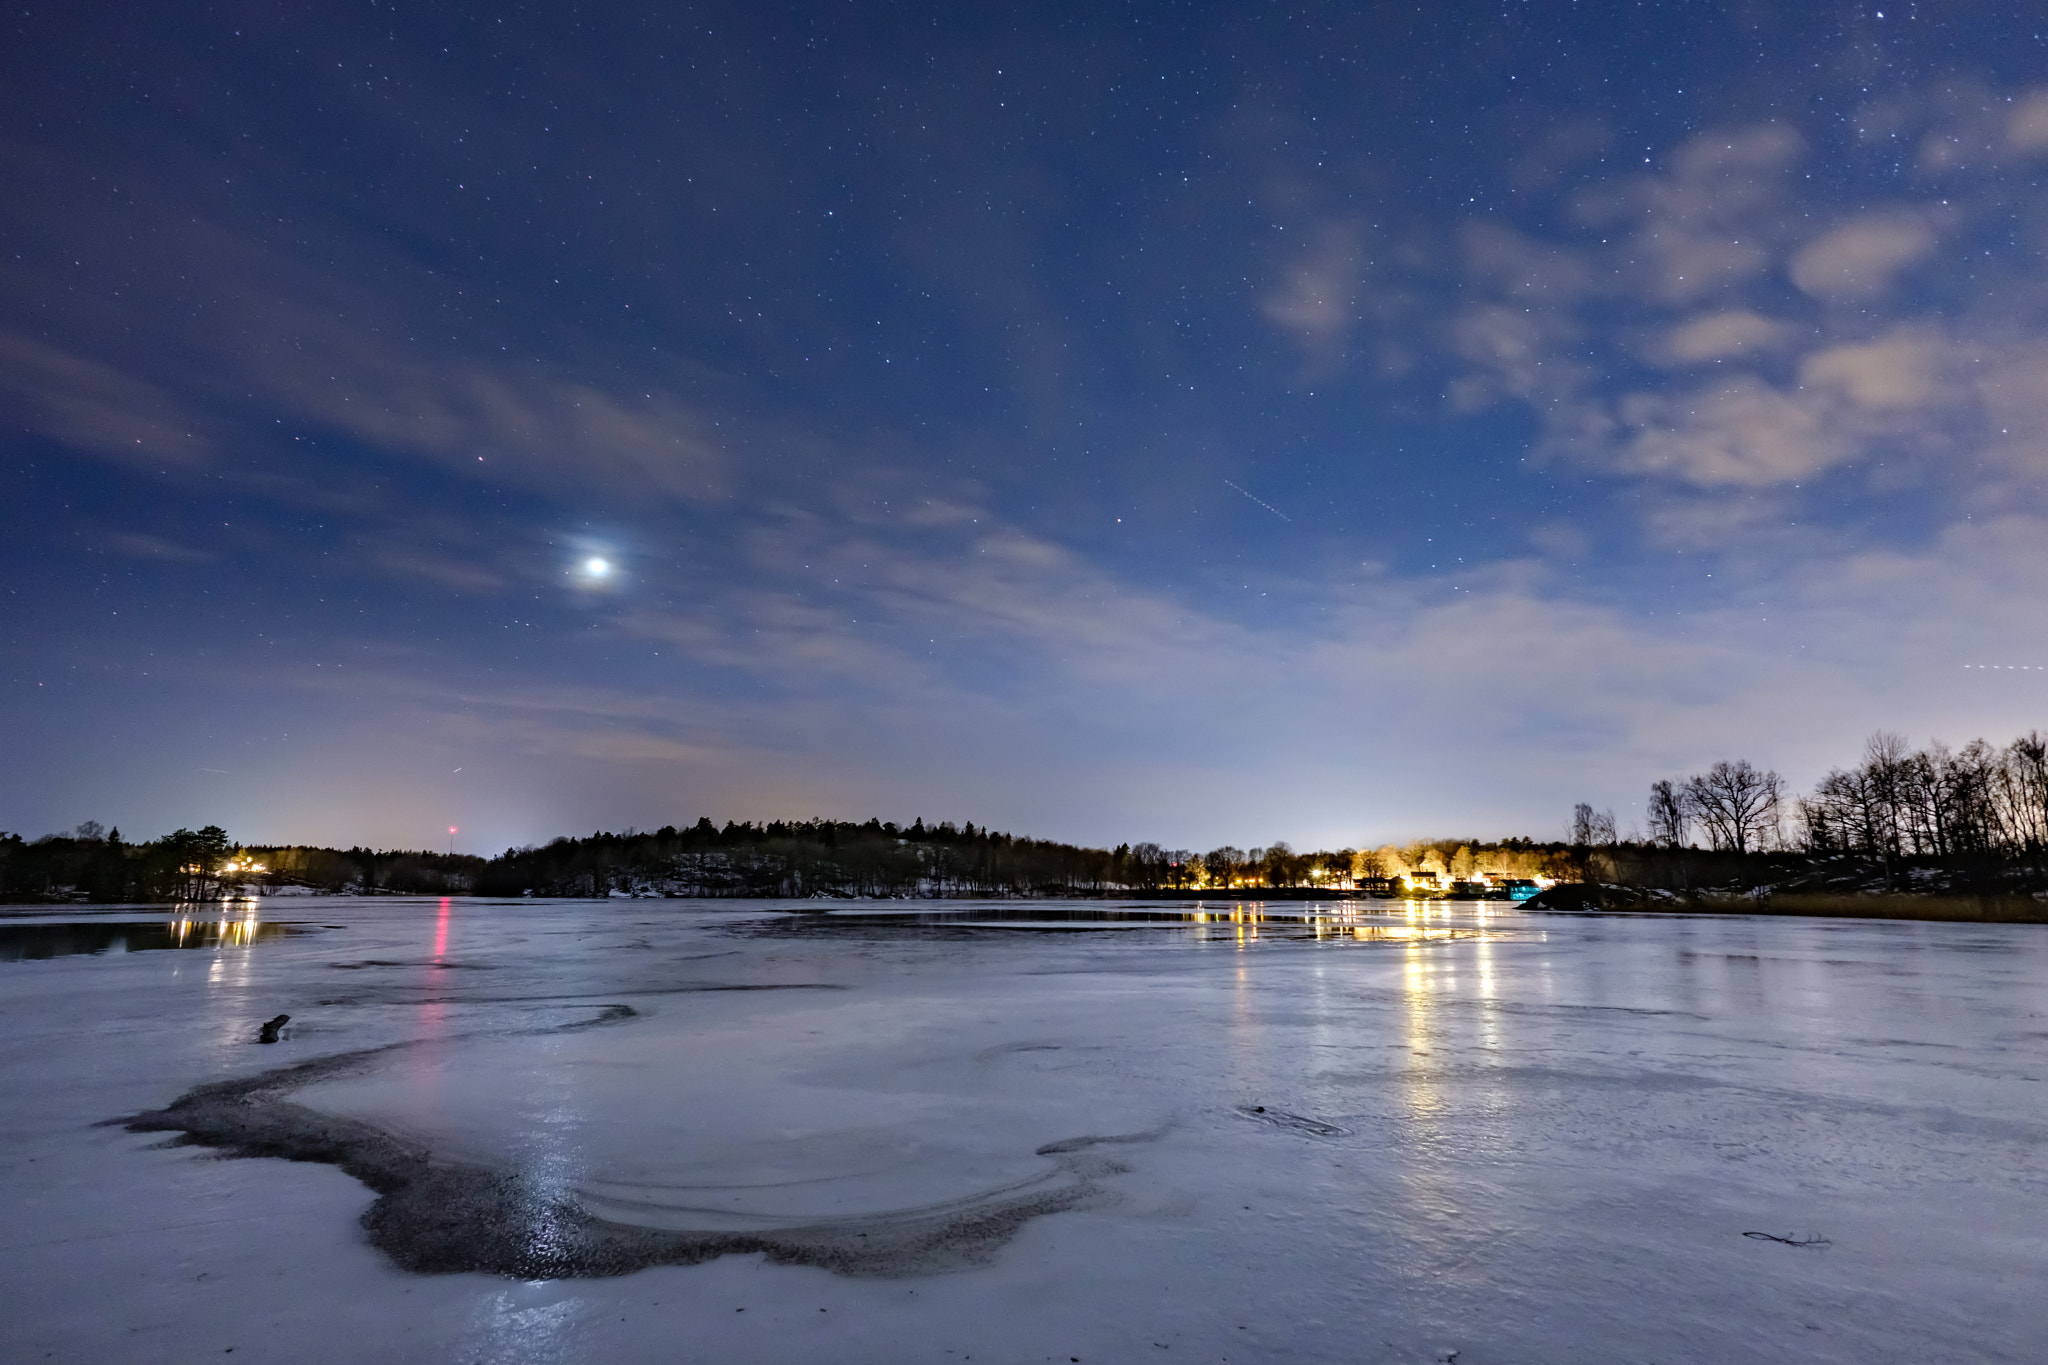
4,203,735,507
1423,100,2048,522
1654,310,1796,366
1262,220,1365,374
99,531,215,563
1789,211,1941,302
0,332,215,466
1580,123,1803,305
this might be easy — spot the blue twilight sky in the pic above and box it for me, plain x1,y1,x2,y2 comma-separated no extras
4,1,2047,854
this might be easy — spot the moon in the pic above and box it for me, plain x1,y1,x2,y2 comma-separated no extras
584,557,610,577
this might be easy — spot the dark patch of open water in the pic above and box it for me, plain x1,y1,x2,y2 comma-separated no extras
0,918,304,960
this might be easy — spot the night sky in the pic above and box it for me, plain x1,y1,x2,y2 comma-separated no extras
6,1,2048,853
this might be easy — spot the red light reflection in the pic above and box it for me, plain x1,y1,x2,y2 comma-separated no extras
422,897,453,1036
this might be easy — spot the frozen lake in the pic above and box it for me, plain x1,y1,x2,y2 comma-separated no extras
2,896,2044,1363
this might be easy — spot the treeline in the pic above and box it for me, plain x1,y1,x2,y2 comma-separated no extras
1351,839,1574,884
1165,839,1569,890
1,812,1575,903
0,822,486,903
0,823,239,903
1798,732,2048,868
474,821,1579,898
0,816,1151,902
480,817,1121,897
252,846,486,895
1572,729,2048,896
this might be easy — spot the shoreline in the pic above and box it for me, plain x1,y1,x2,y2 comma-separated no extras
10,884,2048,924
1524,882,2048,924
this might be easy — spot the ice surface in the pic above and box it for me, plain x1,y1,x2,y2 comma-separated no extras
3,896,2046,1363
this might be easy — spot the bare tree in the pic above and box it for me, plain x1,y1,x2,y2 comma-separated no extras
1799,730,2046,875
1647,779,1689,847
1862,731,1911,869
1990,732,2048,853
1683,760,1783,854
1570,803,1618,846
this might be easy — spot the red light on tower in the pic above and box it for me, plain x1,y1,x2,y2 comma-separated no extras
448,826,458,855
